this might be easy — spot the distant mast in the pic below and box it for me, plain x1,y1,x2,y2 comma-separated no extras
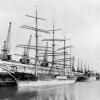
72,56,75,71
63,36,66,75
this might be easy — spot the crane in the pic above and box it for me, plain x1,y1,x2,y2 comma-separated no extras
0,22,12,61
15,35,32,64
41,42,49,67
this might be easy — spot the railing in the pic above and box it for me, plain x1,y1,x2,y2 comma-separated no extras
0,61,67,75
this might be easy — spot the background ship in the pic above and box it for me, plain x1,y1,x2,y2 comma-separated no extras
75,59,96,82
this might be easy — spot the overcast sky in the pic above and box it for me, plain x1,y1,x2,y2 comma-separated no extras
0,0,100,72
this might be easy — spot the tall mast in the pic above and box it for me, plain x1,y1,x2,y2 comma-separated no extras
42,19,62,70
72,56,75,71
52,20,55,68
44,42,48,62
69,41,72,69
35,10,38,67
63,36,66,75
20,9,50,65
20,10,50,75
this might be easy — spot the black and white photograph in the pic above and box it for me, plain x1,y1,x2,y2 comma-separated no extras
0,0,99,100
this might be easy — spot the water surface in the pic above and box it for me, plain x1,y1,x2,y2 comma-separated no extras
0,81,100,100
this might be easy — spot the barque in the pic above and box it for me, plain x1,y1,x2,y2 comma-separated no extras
0,10,76,87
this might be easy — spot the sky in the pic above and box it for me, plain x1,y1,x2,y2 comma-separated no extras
0,0,100,72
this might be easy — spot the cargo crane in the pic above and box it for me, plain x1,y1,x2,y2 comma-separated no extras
15,35,32,64
0,22,12,61
41,42,49,67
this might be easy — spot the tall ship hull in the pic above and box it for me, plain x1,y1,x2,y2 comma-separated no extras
0,60,76,87
18,80,75,87
0,72,75,87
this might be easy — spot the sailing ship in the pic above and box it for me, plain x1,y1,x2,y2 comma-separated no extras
0,10,76,87
76,60,96,82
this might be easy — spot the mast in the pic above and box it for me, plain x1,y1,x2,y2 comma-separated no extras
52,20,55,68
44,42,48,62
20,10,50,75
42,20,63,75
63,38,73,74
72,56,75,71
69,41,72,69
63,36,66,75
47,20,61,68
35,10,38,67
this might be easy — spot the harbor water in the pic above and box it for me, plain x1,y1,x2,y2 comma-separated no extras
0,80,100,100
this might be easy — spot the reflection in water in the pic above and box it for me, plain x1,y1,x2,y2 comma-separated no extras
0,87,38,100
0,87,17,100
0,84,75,100
0,81,100,100
37,85,75,100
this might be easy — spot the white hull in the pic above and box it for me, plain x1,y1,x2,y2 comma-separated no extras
18,79,75,87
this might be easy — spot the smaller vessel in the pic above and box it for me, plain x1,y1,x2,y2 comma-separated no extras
76,63,96,82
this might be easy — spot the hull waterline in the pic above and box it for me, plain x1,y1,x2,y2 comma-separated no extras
18,79,75,87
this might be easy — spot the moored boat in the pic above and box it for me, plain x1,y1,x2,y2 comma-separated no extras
76,71,96,82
